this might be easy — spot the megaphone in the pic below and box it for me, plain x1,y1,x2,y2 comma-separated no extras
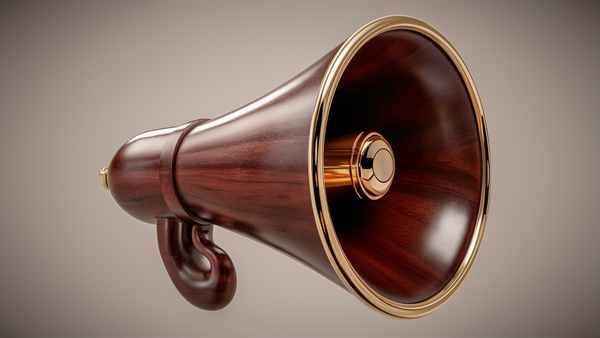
99,15,490,319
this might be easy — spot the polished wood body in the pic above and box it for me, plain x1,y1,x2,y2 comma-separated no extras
107,29,483,308
107,48,345,301
173,50,344,286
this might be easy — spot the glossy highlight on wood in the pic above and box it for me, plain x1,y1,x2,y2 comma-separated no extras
103,16,489,318
107,48,345,291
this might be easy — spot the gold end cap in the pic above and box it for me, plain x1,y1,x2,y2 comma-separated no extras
355,132,395,200
99,166,109,190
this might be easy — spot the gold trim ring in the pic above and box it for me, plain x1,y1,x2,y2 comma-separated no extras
308,15,491,319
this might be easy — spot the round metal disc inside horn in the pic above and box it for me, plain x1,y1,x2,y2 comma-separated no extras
323,131,395,200
356,133,395,200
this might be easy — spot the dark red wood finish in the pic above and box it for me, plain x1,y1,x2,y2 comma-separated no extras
107,29,483,309
173,49,343,286
325,30,482,303
159,119,211,225
157,218,236,310
107,48,346,303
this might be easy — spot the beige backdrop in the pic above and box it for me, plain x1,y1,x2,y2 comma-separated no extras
1,1,598,336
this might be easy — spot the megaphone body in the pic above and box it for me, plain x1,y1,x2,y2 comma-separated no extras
100,16,490,319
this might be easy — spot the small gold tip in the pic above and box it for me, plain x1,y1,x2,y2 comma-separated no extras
99,167,109,190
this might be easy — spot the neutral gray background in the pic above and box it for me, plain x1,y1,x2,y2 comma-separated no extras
1,1,598,336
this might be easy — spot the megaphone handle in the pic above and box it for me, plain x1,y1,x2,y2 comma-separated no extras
156,217,237,310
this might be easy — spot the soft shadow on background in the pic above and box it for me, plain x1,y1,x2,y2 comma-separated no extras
0,1,598,336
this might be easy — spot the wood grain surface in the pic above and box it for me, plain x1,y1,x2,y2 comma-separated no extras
107,29,483,307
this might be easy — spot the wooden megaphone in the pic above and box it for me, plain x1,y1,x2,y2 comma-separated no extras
99,16,490,319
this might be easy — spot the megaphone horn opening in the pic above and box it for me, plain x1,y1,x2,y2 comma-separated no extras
310,15,490,318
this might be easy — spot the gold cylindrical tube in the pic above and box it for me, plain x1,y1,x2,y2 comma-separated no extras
324,132,363,198
324,131,395,200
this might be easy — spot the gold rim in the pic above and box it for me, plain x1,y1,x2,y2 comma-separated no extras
308,15,491,319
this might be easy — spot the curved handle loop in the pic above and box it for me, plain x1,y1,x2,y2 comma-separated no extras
156,217,237,310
